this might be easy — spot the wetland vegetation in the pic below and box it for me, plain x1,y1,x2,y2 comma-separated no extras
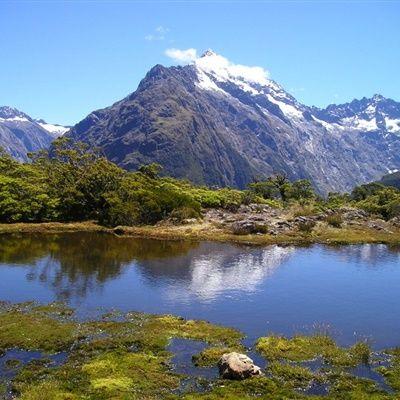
0,301,399,400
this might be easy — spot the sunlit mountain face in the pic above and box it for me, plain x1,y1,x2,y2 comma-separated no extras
65,50,400,194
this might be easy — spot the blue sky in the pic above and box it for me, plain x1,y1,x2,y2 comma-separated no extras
0,0,399,126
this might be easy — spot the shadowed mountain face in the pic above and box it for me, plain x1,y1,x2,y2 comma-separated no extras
0,106,68,161
64,51,400,193
377,170,400,189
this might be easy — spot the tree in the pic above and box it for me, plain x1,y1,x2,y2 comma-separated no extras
287,179,315,201
138,163,163,179
273,174,290,201
248,179,279,200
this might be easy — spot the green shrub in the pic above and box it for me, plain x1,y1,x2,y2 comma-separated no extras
292,204,318,217
326,213,343,228
169,206,201,222
356,187,400,220
325,192,350,209
297,220,316,234
99,193,139,227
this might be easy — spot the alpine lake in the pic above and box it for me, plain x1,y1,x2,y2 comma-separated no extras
0,232,400,399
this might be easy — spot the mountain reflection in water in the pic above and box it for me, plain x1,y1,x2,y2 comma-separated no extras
0,233,294,302
0,233,400,348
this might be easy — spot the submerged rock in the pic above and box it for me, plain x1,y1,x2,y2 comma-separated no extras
218,352,263,380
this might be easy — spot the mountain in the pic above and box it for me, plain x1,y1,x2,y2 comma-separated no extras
34,119,70,137
66,51,400,193
377,170,400,190
0,106,69,161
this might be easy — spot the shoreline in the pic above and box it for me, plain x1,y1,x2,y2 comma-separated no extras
1,220,400,246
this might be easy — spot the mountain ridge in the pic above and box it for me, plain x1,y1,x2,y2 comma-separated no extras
0,106,69,161
2,51,399,193
65,51,400,193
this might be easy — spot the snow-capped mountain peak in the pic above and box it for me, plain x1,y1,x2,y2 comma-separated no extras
200,49,217,58
0,106,31,122
194,50,271,88
0,107,69,135
191,51,305,123
312,95,400,135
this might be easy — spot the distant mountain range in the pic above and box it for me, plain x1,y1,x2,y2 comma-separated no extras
0,106,69,161
2,51,400,193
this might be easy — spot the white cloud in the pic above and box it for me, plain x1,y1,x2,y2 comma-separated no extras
164,48,198,63
195,52,270,85
145,26,169,41
165,48,270,86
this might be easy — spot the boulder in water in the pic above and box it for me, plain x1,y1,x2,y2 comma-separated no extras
218,352,263,380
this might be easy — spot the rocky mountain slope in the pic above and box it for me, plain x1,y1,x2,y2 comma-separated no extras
378,170,400,189
63,51,400,193
0,106,69,161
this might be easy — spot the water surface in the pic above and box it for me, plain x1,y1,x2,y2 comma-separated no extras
0,232,399,349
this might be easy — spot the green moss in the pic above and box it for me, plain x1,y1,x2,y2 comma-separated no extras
82,351,179,398
267,361,316,389
19,381,81,400
256,334,370,367
0,303,394,400
4,358,22,369
0,382,6,397
256,334,331,361
181,376,305,399
376,348,400,391
80,314,243,356
142,315,243,347
0,311,75,352
31,302,74,318
327,372,390,399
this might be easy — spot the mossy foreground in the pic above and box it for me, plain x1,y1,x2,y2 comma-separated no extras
0,303,399,399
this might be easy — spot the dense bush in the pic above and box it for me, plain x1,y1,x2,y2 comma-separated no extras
355,187,400,220
0,140,243,226
324,192,350,209
297,220,316,234
326,214,343,228
248,175,315,203
0,141,399,226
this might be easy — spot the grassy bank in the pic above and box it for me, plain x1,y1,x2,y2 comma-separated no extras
0,221,110,234
1,220,400,246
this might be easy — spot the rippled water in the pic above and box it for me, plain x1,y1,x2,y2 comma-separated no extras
0,232,399,348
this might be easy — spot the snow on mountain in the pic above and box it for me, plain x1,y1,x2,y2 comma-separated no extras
35,119,70,136
65,50,400,193
193,50,294,103
192,50,312,125
0,106,31,122
312,94,400,137
192,51,400,140
386,118,400,133
0,106,65,161
194,50,271,87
